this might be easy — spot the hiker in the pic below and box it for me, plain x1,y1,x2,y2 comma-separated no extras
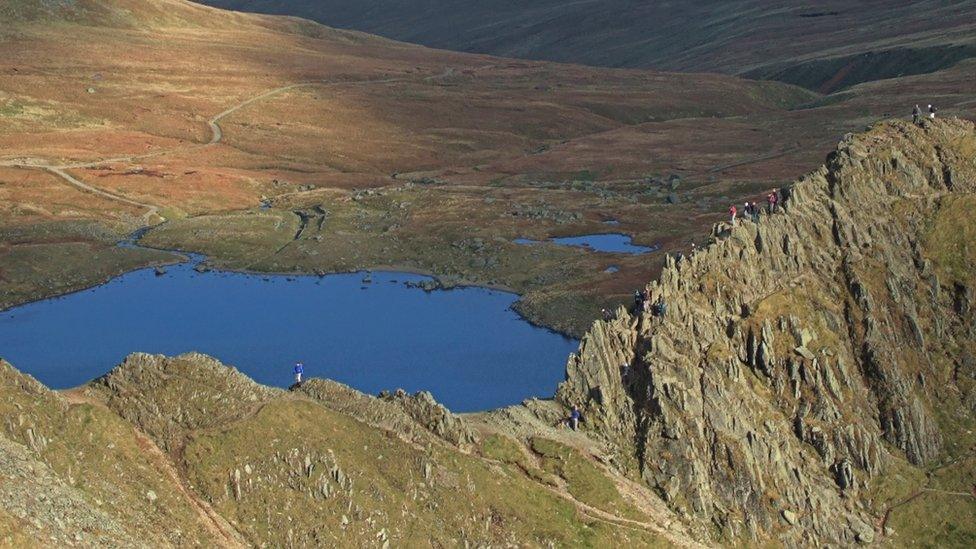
929,104,937,119
568,406,583,431
767,190,779,214
620,362,630,381
729,204,737,226
912,104,921,125
293,362,304,385
633,290,644,312
657,298,667,317
751,202,760,223
602,308,613,321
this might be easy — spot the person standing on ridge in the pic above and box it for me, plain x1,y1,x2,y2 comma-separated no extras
729,204,737,226
293,362,304,385
568,406,582,431
768,190,779,214
929,104,937,119
913,104,921,125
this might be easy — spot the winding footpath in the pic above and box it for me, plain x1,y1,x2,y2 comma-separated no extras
0,75,413,225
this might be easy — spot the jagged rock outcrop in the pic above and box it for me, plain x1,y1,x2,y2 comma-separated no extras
89,352,278,452
299,380,476,447
557,119,976,544
379,389,476,446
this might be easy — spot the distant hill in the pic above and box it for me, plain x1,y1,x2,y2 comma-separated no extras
196,0,976,92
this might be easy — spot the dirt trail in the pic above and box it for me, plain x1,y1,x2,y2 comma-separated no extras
61,389,248,548
510,436,703,547
0,74,420,227
466,416,702,547
46,166,160,221
878,445,976,537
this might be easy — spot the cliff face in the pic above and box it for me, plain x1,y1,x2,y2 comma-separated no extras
558,118,976,544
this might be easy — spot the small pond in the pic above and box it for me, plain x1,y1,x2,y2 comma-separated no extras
0,256,578,412
516,233,658,255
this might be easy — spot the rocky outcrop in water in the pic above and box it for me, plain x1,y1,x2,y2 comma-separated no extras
557,119,976,544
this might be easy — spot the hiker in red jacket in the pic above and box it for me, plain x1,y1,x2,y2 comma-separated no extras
767,191,778,214
729,204,737,226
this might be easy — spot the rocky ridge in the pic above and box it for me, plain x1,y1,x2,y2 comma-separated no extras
0,120,973,546
557,118,976,544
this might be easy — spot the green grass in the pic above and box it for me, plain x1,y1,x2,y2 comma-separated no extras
882,454,976,547
530,437,646,521
0,362,216,545
181,398,664,546
481,433,529,466
924,194,976,287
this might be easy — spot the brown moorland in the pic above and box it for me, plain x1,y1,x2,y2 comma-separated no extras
1,0,974,334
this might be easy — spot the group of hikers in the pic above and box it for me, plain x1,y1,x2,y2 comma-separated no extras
633,288,667,317
601,288,667,321
730,188,780,227
598,187,786,327
912,104,938,125
583,185,791,430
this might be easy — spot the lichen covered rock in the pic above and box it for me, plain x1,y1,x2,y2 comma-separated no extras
558,119,976,544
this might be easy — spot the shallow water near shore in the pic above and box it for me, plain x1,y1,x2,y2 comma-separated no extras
0,258,578,412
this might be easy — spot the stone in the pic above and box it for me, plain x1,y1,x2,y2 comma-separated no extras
854,523,875,544
794,346,815,360
781,509,797,525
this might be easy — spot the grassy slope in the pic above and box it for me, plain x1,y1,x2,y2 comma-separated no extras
0,360,221,545
0,352,684,546
182,397,667,546
879,191,976,546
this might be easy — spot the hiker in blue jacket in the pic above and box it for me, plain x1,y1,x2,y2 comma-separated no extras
568,406,583,431
293,362,304,385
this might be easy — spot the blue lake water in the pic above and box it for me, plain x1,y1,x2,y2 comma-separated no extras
0,258,578,412
516,233,658,254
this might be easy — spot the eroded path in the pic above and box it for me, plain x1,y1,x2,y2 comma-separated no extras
0,74,418,226
61,389,248,547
